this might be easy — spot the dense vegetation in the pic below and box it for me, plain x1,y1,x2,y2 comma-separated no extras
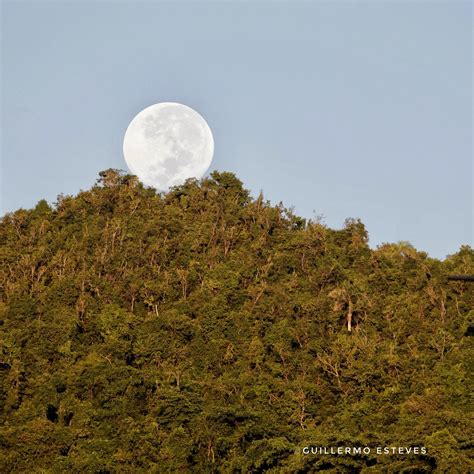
0,170,472,473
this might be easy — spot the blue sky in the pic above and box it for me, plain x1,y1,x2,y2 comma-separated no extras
1,1,472,259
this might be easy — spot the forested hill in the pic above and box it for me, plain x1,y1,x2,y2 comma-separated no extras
1,169,473,472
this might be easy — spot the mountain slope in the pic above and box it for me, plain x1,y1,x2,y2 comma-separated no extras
1,170,472,472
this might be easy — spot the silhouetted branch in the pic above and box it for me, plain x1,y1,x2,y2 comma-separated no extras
447,275,474,282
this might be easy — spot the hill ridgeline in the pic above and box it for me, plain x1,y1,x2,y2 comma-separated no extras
0,169,472,472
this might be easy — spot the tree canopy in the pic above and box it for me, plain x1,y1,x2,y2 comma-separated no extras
0,170,472,472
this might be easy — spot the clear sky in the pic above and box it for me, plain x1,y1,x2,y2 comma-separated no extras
1,1,472,259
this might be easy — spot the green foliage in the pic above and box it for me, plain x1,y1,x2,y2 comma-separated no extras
0,170,472,472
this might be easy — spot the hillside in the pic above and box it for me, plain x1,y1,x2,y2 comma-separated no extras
0,169,472,472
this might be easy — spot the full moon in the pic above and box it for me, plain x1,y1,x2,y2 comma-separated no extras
123,102,214,190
